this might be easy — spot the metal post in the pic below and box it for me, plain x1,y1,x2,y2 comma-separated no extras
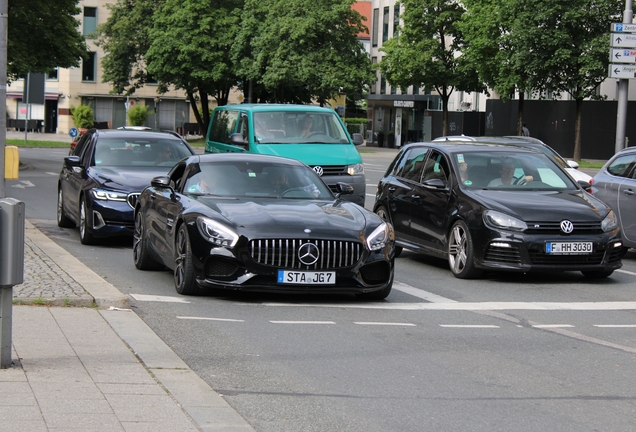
0,287,12,368
615,0,633,154
24,73,30,144
0,0,8,198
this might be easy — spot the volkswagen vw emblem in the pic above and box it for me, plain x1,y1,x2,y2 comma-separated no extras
298,242,320,266
313,166,324,177
560,220,574,234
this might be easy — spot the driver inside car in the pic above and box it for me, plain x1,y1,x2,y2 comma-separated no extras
488,161,533,186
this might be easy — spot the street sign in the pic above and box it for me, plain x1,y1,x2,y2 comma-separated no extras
611,23,636,33
610,48,636,63
611,33,636,48
609,64,636,79
69,127,79,138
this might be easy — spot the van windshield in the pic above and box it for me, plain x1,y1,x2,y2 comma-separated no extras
253,111,350,144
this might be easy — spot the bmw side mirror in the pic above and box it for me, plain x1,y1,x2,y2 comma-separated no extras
423,178,446,189
151,176,172,189
351,133,364,146
64,155,81,167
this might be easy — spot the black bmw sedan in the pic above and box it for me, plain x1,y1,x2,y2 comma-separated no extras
57,129,195,244
374,142,623,279
133,154,395,298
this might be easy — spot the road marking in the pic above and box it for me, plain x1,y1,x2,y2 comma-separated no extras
12,180,35,188
259,301,636,311
366,193,375,197
46,172,58,176
532,324,574,328
354,322,416,326
270,321,335,324
593,324,636,328
617,269,636,276
439,325,499,328
130,294,191,303
177,316,244,322
393,282,458,303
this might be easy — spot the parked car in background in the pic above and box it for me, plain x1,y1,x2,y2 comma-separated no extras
57,129,196,244
205,104,366,207
374,142,622,279
591,146,636,252
133,153,395,299
433,135,594,185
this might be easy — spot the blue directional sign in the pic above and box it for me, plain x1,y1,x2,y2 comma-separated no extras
612,23,636,33
69,127,79,138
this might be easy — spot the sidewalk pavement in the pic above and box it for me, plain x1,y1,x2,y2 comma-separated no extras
1,220,255,431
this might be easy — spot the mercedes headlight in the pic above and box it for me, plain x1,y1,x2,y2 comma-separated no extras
347,164,364,176
196,216,239,247
483,210,527,231
601,210,618,232
366,222,393,251
91,188,128,202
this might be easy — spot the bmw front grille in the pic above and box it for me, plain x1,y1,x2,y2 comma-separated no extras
127,193,140,209
248,239,362,270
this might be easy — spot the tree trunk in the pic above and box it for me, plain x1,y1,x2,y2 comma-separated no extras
441,92,449,136
189,92,205,133
573,98,583,161
517,91,525,135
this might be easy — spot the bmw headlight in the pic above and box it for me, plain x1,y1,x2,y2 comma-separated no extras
91,188,128,201
346,164,364,176
483,210,527,231
366,222,393,251
196,216,239,247
601,210,618,232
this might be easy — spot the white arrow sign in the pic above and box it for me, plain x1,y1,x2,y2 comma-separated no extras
611,33,636,48
610,48,636,63
11,180,35,189
609,64,636,79
612,23,636,33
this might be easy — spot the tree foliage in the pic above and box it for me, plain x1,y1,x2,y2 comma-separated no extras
233,0,375,105
8,0,87,81
379,0,484,135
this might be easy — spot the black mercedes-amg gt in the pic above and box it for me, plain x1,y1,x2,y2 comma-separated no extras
133,153,395,299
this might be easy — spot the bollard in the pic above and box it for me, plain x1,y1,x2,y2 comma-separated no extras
0,198,25,368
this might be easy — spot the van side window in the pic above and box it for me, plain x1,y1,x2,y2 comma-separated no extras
209,110,239,144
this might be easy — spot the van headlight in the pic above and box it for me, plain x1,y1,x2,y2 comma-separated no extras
347,164,364,176
196,216,239,247
483,210,527,231
366,222,393,251
601,210,618,232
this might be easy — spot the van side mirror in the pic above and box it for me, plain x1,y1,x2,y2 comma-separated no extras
230,133,248,150
351,133,364,146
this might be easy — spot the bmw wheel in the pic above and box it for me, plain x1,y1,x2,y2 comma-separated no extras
448,220,482,279
79,196,96,245
57,188,75,228
174,224,202,295
133,211,163,270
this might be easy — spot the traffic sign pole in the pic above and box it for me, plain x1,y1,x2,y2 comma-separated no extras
614,0,634,154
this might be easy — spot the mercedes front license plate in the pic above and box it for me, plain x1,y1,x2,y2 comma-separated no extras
278,270,336,285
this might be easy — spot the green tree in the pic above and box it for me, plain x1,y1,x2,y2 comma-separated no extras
146,0,244,132
233,0,374,105
512,0,620,160
8,0,87,81
96,0,159,95
460,0,534,135
70,105,94,129
379,0,484,135
128,105,148,126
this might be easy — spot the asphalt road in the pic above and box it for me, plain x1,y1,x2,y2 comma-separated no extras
8,147,636,432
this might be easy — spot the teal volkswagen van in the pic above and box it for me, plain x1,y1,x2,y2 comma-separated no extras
205,104,366,206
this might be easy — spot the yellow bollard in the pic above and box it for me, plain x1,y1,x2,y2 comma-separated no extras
4,146,19,180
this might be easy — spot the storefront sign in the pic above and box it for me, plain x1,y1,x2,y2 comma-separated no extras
393,100,414,108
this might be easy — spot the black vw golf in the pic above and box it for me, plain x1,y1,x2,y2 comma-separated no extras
133,154,395,298
374,142,623,279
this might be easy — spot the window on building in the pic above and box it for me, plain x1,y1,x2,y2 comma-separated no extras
413,85,419,95
382,7,390,43
372,9,379,47
82,52,96,82
391,84,396,95
380,75,386,95
46,68,58,81
371,57,377,94
83,7,97,37
393,5,400,37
